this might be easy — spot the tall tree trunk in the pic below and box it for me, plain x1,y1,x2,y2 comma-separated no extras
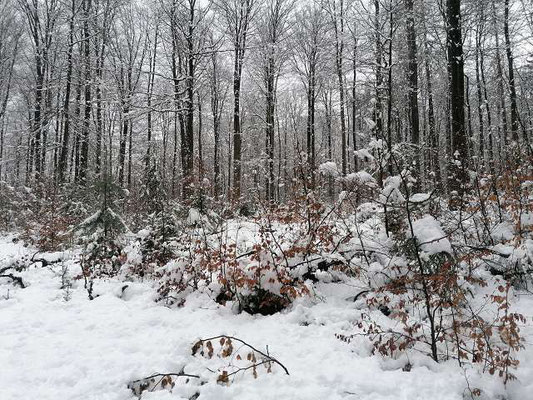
503,0,520,143
118,101,128,186
94,0,114,176
465,74,473,156
53,90,60,179
306,66,316,183
26,131,32,185
386,4,393,176
324,90,334,199
0,39,17,181
351,36,358,171
479,37,494,174
475,6,485,170
265,57,276,201
421,0,439,185
183,3,195,198
211,50,222,197
170,1,183,197
146,25,158,167
374,0,384,142
228,0,254,201
73,60,83,182
232,48,243,200
33,55,44,179
197,91,203,176
492,0,508,162
79,0,92,184
58,0,76,183
94,35,107,176
128,113,133,188
447,0,468,196
405,0,420,186
334,0,347,176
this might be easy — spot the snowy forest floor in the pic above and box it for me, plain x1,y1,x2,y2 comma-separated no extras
1,234,533,400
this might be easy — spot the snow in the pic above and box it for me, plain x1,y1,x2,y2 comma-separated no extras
74,207,130,237
491,222,515,242
345,171,377,186
409,193,431,203
380,176,405,204
364,117,376,130
409,215,452,255
318,162,339,177
1,236,532,400
187,208,201,225
354,149,375,163
521,213,533,228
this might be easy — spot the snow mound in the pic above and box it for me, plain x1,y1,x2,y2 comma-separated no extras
345,171,377,186
492,222,515,242
410,215,452,255
318,162,339,177
409,193,431,203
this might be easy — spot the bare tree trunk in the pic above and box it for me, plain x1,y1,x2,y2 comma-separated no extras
374,0,384,143
307,69,316,183
351,34,358,171
0,36,17,181
197,91,203,176
475,5,485,170
19,0,55,180
210,46,223,197
183,0,196,198
128,113,133,188
265,62,276,201
333,0,347,176
324,89,334,199
262,0,290,201
405,0,420,186
58,0,76,184
386,4,393,176
232,49,243,200
421,0,439,185
170,0,182,196
146,25,158,167
492,0,508,162
465,74,473,156
33,53,44,179
79,0,92,184
94,4,112,177
447,0,468,196
53,90,60,179
94,0,112,177
479,35,494,174
73,59,83,182
118,100,128,186
503,0,519,143
219,0,254,201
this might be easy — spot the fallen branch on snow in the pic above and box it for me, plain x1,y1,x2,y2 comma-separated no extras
128,370,201,397
0,266,25,288
193,335,290,377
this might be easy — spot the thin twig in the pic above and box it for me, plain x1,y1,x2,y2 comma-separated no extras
197,335,290,375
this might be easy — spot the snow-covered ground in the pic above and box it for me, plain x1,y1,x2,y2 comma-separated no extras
1,235,532,400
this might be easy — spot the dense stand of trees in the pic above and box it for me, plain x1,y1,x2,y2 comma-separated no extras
0,0,532,203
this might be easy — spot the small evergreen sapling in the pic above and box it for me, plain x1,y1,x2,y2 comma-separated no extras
75,172,129,299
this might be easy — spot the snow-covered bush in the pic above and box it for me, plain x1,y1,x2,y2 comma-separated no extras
154,195,345,314
82,237,124,279
0,182,29,231
75,207,129,240
125,210,180,279
0,182,42,238
337,166,530,384
75,185,129,299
